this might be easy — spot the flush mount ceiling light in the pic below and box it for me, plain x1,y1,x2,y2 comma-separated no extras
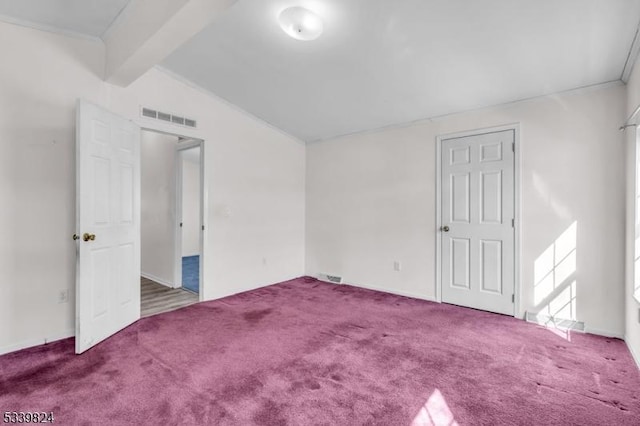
278,6,323,41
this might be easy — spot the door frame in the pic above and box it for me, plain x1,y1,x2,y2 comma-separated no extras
174,139,205,301
435,123,522,318
140,127,206,303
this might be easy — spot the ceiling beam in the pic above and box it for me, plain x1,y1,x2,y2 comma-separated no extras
622,21,640,83
103,0,237,87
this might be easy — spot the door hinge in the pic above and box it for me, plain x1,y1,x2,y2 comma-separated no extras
179,222,183,228
512,142,515,152
511,218,514,228
512,294,515,303
202,225,205,231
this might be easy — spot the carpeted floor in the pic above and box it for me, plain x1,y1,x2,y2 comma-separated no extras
182,255,199,293
1,277,639,425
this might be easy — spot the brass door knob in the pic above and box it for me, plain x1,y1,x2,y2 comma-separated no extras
83,233,96,242
441,226,450,232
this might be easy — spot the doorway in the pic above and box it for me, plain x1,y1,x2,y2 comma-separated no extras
176,144,203,295
436,125,520,316
139,130,203,317
75,100,208,353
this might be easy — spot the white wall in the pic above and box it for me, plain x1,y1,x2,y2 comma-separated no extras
181,149,201,257
0,17,629,354
307,83,626,337
0,21,306,354
625,59,640,366
141,131,178,286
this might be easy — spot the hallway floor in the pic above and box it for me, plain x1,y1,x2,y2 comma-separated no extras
140,276,198,317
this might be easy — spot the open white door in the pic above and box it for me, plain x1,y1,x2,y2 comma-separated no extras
75,99,140,354
440,129,515,316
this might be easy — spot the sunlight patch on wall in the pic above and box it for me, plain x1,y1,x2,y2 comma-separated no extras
531,172,571,220
531,222,578,339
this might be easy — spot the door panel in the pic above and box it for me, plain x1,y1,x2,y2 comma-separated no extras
117,243,135,306
91,248,110,318
451,173,470,223
451,146,470,165
441,130,515,315
76,99,140,354
480,171,502,224
480,240,502,293
451,238,470,289
93,158,110,224
480,142,502,162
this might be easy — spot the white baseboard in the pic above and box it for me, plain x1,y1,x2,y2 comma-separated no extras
0,329,75,356
625,338,640,370
524,313,624,340
345,281,438,303
584,326,625,339
526,312,585,332
141,272,174,288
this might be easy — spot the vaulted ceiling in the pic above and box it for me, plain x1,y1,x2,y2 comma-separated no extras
0,0,129,38
1,0,639,141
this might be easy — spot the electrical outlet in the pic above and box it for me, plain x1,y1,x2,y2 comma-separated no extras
58,290,69,304
393,261,401,272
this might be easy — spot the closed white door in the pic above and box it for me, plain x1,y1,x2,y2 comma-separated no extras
440,130,515,315
75,100,141,354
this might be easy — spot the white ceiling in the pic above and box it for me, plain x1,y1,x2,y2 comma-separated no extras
0,0,129,38
162,0,640,141
0,1,639,141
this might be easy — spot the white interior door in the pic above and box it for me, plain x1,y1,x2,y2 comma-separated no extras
75,99,140,354
440,130,515,315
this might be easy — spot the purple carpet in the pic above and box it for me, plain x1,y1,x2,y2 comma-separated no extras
1,277,639,425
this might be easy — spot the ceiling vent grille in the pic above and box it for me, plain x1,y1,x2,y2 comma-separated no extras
142,108,156,118
318,273,343,284
141,107,197,129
